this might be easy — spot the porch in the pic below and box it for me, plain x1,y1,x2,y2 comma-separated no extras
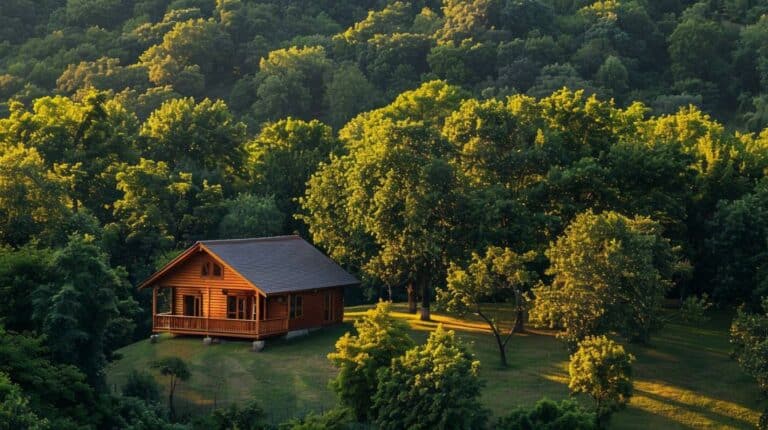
152,313,288,339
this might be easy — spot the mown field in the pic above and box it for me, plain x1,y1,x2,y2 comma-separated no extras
107,304,763,428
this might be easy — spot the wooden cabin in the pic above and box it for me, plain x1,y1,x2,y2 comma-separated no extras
138,236,359,340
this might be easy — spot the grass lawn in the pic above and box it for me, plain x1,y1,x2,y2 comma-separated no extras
106,304,764,428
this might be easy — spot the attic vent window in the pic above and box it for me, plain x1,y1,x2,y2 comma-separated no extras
201,262,223,278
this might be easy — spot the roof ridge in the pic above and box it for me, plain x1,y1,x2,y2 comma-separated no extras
199,235,301,245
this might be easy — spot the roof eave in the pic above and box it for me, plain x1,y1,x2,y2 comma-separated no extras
136,243,202,290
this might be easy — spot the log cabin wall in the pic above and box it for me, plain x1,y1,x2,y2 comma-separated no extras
266,294,289,319
160,252,258,319
288,287,344,331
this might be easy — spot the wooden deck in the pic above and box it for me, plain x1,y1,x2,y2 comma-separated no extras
153,313,288,339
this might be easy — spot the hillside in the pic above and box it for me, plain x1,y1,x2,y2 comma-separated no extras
107,304,763,429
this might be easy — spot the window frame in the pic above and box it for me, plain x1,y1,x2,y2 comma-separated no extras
290,295,303,319
323,291,333,321
182,294,202,317
201,261,223,278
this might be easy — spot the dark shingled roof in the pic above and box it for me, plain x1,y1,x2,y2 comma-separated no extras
200,236,359,294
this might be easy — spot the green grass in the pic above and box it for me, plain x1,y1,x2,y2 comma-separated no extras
106,304,764,428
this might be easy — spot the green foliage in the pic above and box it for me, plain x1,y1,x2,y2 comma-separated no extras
707,178,768,306
218,194,284,239
496,398,598,430
530,211,678,346
278,408,354,430
33,235,139,388
373,325,488,430
0,327,97,428
122,370,162,404
730,298,768,393
140,97,246,178
253,46,332,122
680,294,713,325
439,246,538,365
595,55,628,97
0,246,54,332
0,371,49,430
0,144,70,246
151,356,191,420
327,301,414,421
202,400,269,430
568,335,635,421
247,118,339,230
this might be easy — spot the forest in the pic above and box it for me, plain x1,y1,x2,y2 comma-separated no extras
1,0,768,428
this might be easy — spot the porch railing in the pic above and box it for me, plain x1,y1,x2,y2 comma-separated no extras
153,313,288,337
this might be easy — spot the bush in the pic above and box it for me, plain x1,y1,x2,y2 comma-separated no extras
496,398,598,430
327,301,414,422
278,408,354,430
201,400,269,430
122,370,161,404
568,336,635,422
730,298,768,393
373,325,488,430
680,294,713,324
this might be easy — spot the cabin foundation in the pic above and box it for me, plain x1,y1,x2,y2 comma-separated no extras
251,340,265,352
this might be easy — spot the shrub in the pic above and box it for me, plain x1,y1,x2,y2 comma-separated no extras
327,301,414,422
122,370,161,404
373,325,488,430
680,294,713,324
278,408,353,430
205,400,268,430
568,336,635,422
730,298,768,393
496,398,598,430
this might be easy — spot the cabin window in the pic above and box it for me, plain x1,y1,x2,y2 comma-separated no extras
201,262,223,278
290,295,303,319
323,291,333,321
183,295,202,317
227,295,251,319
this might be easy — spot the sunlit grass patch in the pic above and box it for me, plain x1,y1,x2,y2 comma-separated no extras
108,306,764,428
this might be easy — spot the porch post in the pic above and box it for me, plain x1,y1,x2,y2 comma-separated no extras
207,286,211,334
254,294,260,336
152,287,157,331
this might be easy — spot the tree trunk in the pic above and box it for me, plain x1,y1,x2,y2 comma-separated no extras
419,278,430,321
168,386,176,421
513,309,525,333
513,289,525,333
406,281,417,314
493,330,508,367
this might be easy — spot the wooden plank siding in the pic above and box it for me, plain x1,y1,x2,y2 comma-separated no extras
287,287,344,331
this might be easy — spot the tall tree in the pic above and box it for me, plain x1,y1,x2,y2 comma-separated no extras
140,97,246,180
32,236,139,388
246,118,339,231
301,81,467,319
530,211,679,347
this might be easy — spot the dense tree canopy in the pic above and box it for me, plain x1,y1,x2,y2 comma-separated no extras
0,0,768,427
